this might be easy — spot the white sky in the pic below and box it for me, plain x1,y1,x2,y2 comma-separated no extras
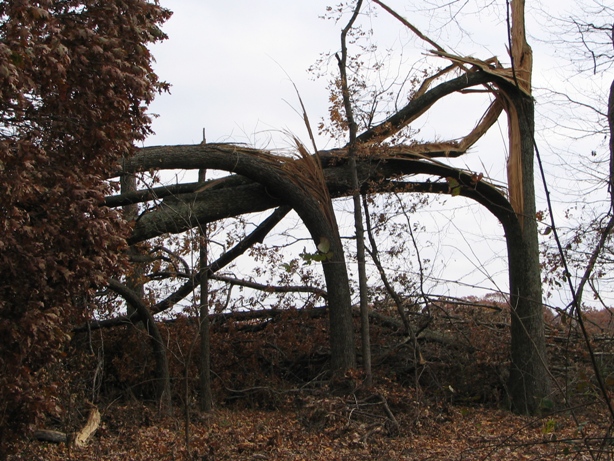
142,1,611,309
146,0,513,150
146,0,340,147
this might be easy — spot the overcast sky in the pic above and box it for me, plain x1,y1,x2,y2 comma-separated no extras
142,1,608,308
144,0,584,178
144,1,519,149
146,1,341,147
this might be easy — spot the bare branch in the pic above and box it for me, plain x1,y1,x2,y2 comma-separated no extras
371,0,446,53
210,274,327,298
77,206,291,332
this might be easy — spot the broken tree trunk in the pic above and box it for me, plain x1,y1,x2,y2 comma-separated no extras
503,0,550,415
120,145,356,374
34,407,101,447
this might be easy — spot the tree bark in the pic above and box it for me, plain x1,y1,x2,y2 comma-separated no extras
503,0,549,414
198,168,213,412
121,145,356,373
108,279,172,414
120,173,144,321
505,89,549,415
337,0,371,384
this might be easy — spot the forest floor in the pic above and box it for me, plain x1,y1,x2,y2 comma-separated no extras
9,397,611,460
7,302,614,460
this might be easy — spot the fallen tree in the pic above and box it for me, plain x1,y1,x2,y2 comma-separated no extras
104,135,547,412
101,1,549,413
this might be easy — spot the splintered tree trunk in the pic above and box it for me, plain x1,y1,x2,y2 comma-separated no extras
506,93,550,414
502,0,549,415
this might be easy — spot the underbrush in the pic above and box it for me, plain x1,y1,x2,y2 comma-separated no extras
83,306,510,410
8,302,614,459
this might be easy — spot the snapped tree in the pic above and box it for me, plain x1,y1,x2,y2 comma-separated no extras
106,0,550,415
7,1,548,424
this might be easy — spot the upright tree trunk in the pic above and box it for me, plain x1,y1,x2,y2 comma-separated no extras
198,168,213,411
337,0,371,384
121,173,144,321
505,92,550,414
610,80,614,206
121,174,172,412
504,0,549,413
353,171,372,384
576,80,614,306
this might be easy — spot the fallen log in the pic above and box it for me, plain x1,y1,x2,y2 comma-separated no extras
33,430,68,444
34,407,101,447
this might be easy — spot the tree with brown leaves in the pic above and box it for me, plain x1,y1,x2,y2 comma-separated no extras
0,0,170,448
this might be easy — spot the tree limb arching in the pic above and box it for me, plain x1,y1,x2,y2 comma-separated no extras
120,145,357,373
113,143,546,411
106,34,548,411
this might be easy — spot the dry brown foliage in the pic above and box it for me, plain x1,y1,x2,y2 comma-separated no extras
8,299,614,460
